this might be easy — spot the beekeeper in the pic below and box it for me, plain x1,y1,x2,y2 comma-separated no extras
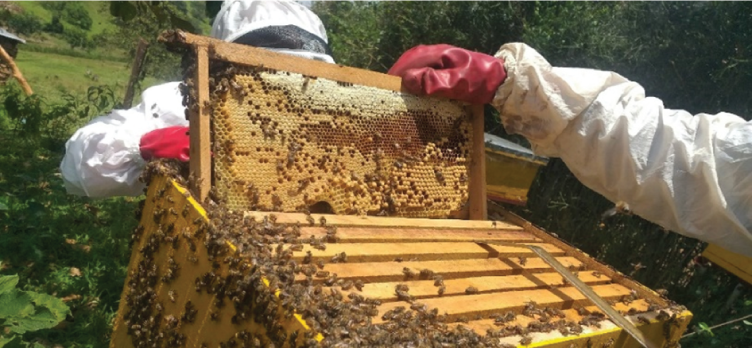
60,0,334,198
387,43,752,257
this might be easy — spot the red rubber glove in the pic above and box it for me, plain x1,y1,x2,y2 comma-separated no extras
139,126,190,162
388,44,507,104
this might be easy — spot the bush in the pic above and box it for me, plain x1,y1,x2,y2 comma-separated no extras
63,27,91,50
43,15,65,34
7,12,43,36
63,2,92,31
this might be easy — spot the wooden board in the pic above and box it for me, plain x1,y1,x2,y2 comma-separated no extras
244,211,517,230
702,243,752,285
299,226,540,243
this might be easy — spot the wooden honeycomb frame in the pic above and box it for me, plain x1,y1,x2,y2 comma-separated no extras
161,30,488,220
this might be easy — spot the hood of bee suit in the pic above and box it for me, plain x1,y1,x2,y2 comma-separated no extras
211,0,335,64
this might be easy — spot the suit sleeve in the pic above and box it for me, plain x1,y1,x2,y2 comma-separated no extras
59,82,188,198
492,43,752,257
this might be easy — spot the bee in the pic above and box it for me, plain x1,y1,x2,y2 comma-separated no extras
168,290,177,303
330,252,347,263
402,267,417,279
353,279,365,291
637,316,650,324
433,276,444,287
438,285,446,296
315,270,329,278
519,335,533,346
319,216,327,227
305,214,315,226
465,286,479,294
518,256,527,266
601,200,631,219
419,268,434,279
591,270,602,278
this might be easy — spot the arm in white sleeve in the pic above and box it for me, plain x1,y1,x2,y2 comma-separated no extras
60,82,188,198
492,43,752,257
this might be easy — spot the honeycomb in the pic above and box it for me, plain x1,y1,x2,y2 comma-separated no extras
210,65,474,218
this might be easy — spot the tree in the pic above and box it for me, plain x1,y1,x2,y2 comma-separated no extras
63,27,91,50
63,2,93,31
7,12,42,36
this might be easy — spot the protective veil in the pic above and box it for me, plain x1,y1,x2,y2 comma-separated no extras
60,0,335,198
493,43,752,257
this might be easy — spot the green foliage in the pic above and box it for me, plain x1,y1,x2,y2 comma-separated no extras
0,274,70,346
42,16,64,35
0,82,116,139
108,1,207,81
62,27,92,50
7,12,43,36
62,3,92,31
0,77,137,347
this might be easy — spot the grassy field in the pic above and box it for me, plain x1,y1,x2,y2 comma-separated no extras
15,50,162,104
12,1,119,37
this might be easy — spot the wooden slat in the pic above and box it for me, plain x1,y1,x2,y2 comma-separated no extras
292,242,491,263
495,208,672,308
351,273,612,302
245,211,518,230
165,31,404,92
469,104,487,220
502,256,584,272
451,299,651,334
373,283,633,324
483,243,565,257
295,257,584,283
190,45,211,201
299,227,539,243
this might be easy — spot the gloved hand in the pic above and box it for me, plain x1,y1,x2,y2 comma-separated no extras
388,44,507,104
139,126,190,162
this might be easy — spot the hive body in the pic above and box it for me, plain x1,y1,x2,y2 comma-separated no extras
110,176,692,348
211,66,473,217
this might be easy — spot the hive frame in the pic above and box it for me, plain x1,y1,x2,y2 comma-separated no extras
160,30,487,220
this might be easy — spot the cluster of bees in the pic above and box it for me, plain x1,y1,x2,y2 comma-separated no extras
123,160,688,347
204,63,475,218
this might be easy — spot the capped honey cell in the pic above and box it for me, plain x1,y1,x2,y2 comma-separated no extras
209,64,474,218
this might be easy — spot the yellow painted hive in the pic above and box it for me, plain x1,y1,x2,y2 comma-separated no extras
109,172,692,348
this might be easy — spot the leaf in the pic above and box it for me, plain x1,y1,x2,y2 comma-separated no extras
0,289,35,323
68,268,81,277
0,275,19,295
744,320,752,326
27,292,70,324
698,322,714,337
0,196,8,211
0,335,26,348
745,300,752,306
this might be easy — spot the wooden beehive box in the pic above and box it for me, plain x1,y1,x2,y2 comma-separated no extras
108,31,691,348
484,133,549,206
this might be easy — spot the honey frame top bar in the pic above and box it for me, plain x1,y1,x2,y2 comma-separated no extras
159,30,487,220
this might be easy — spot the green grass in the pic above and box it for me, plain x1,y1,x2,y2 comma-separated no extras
12,1,119,37
15,50,162,105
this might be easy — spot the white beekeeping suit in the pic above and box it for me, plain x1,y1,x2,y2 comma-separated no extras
60,0,335,198
491,43,752,257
